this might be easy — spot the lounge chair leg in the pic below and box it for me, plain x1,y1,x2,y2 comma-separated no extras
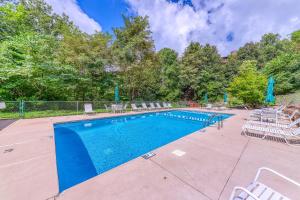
262,131,269,140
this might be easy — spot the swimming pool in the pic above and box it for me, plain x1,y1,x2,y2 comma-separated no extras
54,110,232,191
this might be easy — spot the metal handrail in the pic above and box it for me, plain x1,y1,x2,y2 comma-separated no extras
204,113,218,127
204,113,224,129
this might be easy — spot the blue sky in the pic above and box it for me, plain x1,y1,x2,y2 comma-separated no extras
45,0,300,55
77,0,130,33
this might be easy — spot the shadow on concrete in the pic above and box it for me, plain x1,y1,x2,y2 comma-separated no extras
0,119,17,131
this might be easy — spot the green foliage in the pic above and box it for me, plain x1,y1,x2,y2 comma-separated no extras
157,48,180,100
0,0,113,101
291,30,300,43
228,61,267,107
263,52,300,94
112,16,159,100
291,30,300,51
180,42,223,101
236,42,260,62
0,32,75,100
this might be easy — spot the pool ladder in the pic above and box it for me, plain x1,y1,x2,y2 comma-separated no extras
204,113,224,130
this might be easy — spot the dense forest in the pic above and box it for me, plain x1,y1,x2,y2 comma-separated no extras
0,0,300,106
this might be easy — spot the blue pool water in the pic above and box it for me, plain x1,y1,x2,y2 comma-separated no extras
54,110,232,191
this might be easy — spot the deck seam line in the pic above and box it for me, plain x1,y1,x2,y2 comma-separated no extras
149,159,213,200
0,153,52,168
217,137,251,200
0,138,47,148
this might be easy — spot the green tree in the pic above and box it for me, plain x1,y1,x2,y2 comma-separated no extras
58,31,112,100
0,3,30,41
112,16,159,100
228,60,267,107
291,30,300,51
180,42,223,101
258,33,285,67
223,52,240,83
236,42,260,62
263,52,300,94
180,42,202,100
0,32,75,100
157,48,180,100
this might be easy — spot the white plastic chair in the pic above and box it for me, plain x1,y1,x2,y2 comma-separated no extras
84,103,95,114
0,102,6,109
149,103,156,110
242,123,300,145
104,104,111,112
142,103,149,110
131,103,142,111
230,167,300,200
155,102,162,109
162,102,169,109
206,104,212,110
245,117,300,129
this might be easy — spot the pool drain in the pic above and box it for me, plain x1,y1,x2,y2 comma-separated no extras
142,152,156,159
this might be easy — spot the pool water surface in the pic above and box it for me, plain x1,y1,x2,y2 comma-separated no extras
54,110,232,191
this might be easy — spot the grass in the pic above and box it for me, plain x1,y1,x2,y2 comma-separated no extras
0,112,20,119
276,90,300,104
0,109,108,119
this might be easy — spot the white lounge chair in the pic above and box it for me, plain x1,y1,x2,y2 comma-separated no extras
251,109,285,123
84,103,95,114
245,117,300,129
162,102,169,109
149,103,156,110
251,104,286,116
123,103,128,112
167,103,172,108
112,104,123,113
0,102,6,109
242,123,300,145
155,103,162,109
104,104,111,112
142,103,149,110
279,109,299,122
206,104,212,110
230,167,300,200
131,103,142,111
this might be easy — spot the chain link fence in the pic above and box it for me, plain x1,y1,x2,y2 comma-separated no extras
0,101,189,119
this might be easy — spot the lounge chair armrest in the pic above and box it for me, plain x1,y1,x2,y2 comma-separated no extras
254,167,300,187
229,186,260,200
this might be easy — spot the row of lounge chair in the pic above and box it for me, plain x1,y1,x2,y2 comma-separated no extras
131,102,172,111
232,102,300,199
205,103,227,110
84,102,173,114
105,104,128,113
242,103,300,145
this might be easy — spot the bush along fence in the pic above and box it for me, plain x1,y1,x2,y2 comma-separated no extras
0,101,190,119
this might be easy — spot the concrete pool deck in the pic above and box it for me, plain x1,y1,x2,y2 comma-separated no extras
0,108,299,200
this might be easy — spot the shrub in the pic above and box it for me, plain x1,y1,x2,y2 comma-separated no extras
228,61,267,107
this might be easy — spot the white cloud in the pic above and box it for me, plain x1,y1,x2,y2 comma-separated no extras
45,0,101,34
127,0,300,55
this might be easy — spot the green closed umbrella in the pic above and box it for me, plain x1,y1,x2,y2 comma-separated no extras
114,84,120,103
204,93,208,104
265,76,275,103
224,92,228,103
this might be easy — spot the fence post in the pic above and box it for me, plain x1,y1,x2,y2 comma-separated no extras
19,100,25,118
76,101,79,114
